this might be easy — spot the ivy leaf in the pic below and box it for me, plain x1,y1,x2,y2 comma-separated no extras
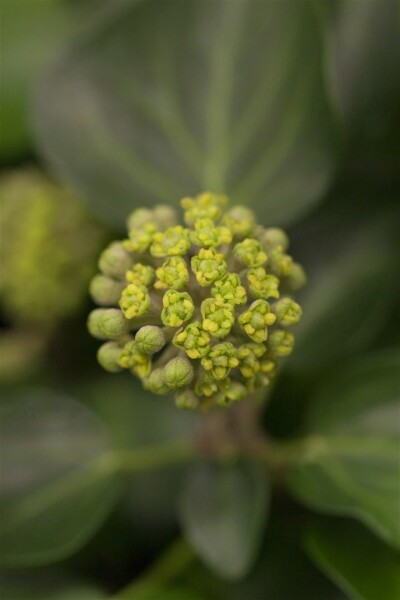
0,0,74,159
290,222,398,371
179,460,269,579
305,518,400,600
0,389,122,567
34,0,337,227
288,349,400,550
0,571,106,600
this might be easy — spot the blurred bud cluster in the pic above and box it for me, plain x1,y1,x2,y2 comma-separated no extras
0,170,104,328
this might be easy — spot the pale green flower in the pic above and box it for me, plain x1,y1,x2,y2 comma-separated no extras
191,248,227,287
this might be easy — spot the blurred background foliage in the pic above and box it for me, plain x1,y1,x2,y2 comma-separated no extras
0,0,399,599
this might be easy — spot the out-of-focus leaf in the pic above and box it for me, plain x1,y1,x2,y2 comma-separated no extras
0,389,121,567
0,571,106,600
179,460,269,579
0,0,73,159
288,349,400,550
305,518,400,600
84,376,198,543
34,0,337,227
180,506,344,600
326,0,400,126
290,221,399,371
85,375,198,450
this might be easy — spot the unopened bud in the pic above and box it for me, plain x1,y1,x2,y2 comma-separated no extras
97,342,123,372
89,275,124,306
257,227,289,252
223,205,255,238
175,389,199,410
144,367,170,395
269,329,294,357
284,262,307,291
98,242,132,279
234,238,267,268
272,298,302,326
163,356,194,389
135,326,166,354
87,308,130,340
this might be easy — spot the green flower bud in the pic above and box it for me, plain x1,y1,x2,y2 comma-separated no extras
126,264,155,286
97,341,123,373
153,204,179,229
212,273,247,306
119,341,152,377
201,299,235,339
256,227,289,252
135,326,166,354
124,223,157,254
144,367,170,395
191,248,227,287
284,262,307,291
247,267,280,300
268,247,293,277
273,298,302,326
87,308,130,340
190,218,232,248
150,225,191,257
119,283,150,319
234,238,267,268
194,371,219,397
173,321,211,359
181,192,228,225
268,329,295,357
237,343,267,378
201,342,239,380
238,299,276,343
99,242,132,279
89,274,125,306
223,205,255,238
89,192,305,410
155,256,189,290
215,378,247,406
164,356,194,389
161,290,194,327
175,389,199,410
126,208,154,230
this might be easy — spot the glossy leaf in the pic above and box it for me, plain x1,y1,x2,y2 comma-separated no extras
34,0,337,227
179,460,269,579
0,389,121,567
305,518,400,600
0,571,106,600
289,349,400,550
0,0,73,159
290,222,398,371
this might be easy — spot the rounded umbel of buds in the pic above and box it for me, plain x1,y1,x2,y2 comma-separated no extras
88,193,306,410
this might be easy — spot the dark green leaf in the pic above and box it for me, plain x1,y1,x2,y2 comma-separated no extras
0,0,73,159
179,460,269,579
0,571,106,600
290,223,398,371
0,389,121,567
288,349,400,550
84,376,198,543
305,518,400,600
34,0,337,226
326,0,400,125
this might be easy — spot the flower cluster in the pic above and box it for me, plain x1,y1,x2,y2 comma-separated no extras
0,169,103,328
88,192,305,410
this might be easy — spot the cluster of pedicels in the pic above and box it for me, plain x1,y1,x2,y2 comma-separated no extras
88,193,306,410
